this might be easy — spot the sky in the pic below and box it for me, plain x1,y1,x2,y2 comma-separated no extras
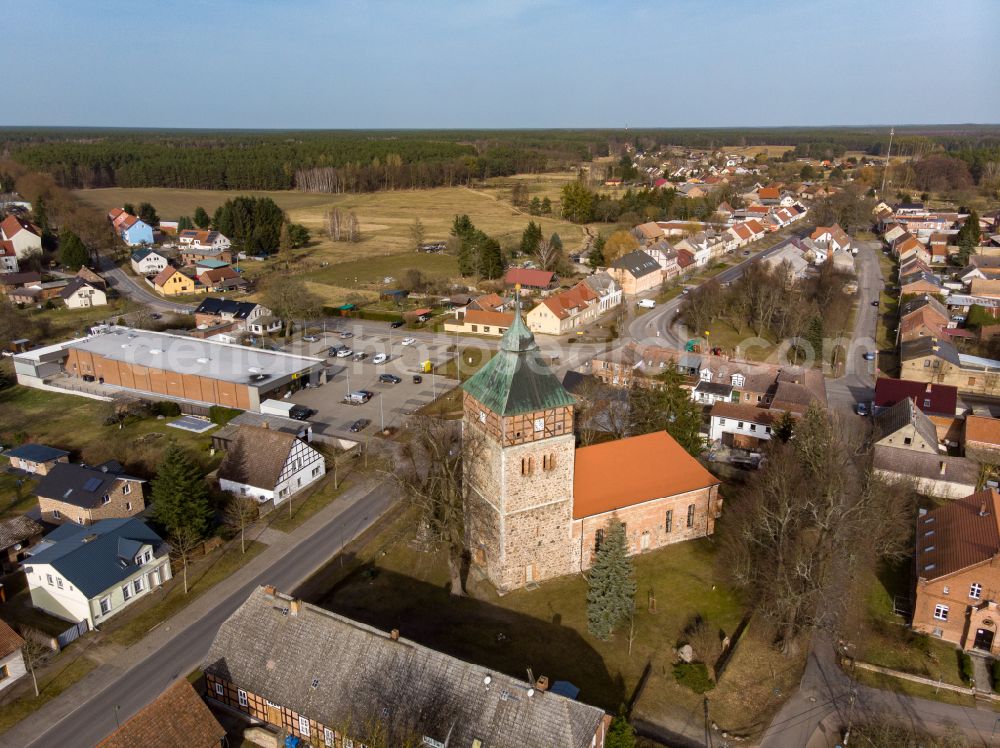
5,0,999,129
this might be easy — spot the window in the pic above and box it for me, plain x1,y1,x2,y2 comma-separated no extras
970,583,983,600
665,510,673,533
0,664,7,680
324,728,335,747
903,437,912,446
56,578,63,590
122,483,131,495
534,417,544,432
46,574,53,586
542,454,556,471
943,586,950,595
101,494,111,505
750,424,757,432
122,584,132,601
238,689,248,707
933,604,949,621
719,418,726,426
924,398,931,408
344,740,354,748
100,597,112,615
298,716,310,737
143,550,152,564
312,466,321,477
686,504,695,528
125,502,131,512
594,529,604,552
134,578,144,594
52,510,61,519
737,421,744,428
479,410,486,424
215,682,224,696
969,377,977,386
924,360,931,367
483,326,490,333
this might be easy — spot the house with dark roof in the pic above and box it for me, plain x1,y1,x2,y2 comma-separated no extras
873,398,940,453
24,518,171,628
607,250,663,295
96,679,225,748
0,618,26,693
873,377,957,417
0,515,44,574
873,445,978,500
59,277,107,309
4,443,70,475
130,248,170,276
35,462,145,526
912,490,1000,655
901,336,1000,396
204,586,611,748
217,425,325,505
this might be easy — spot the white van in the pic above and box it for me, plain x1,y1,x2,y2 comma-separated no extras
638,299,657,309
372,353,389,364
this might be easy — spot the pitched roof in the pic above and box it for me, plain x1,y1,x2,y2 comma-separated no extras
194,297,261,319
204,587,606,748
610,250,660,278
96,679,225,748
504,268,554,288
34,462,142,509
152,266,180,286
900,336,961,367
0,515,43,551
58,277,103,301
27,519,166,597
4,443,69,463
745,219,765,234
538,282,599,320
217,425,301,490
200,266,241,284
462,303,575,416
467,293,506,312
873,398,939,447
709,401,781,425
0,618,25,660
770,367,827,412
873,445,979,492
874,377,957,416
463,309,514,328
0,214,41,239
899,294,949,322
916,489,1000,581
965,415,1000,447
130,247,165,263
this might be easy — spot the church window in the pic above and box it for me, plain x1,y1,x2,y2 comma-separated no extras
521,456,535,476
542,454,556,471
594,528,604,552
686,504,695,528
665,510,673,532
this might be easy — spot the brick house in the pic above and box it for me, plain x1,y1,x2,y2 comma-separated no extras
96,679,225,748
204,586,610,748
34,462,145,525
913,489,1000,655
4,443,70,475
462,305,721,593
607,250,663,295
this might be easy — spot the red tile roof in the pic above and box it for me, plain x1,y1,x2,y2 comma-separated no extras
745,219,765,234
96,679,225,748
0,618,25,660
965,415,1000,447
504,268,554,288
573,431,719,518
0,214,40,239
917,489,1000,581
463,309,514,328
874,377,957,416
758,187,780,200
152,266,179,286
540,281,599,320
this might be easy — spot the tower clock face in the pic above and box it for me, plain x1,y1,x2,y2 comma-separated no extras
533,417,544,432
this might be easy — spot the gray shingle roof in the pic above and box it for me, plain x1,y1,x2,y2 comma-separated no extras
873,397,939,447
194,297,261,320
34,462,143,509
26,519,166,597
4,443,69,464
610,250,660,278
873,445,979,489
0,515,43,551
204,588,606,748
900,337,962,367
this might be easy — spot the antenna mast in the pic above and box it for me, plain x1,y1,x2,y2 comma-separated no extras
879,127,895,197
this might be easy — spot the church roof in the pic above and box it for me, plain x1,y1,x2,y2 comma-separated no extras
462,302,575,416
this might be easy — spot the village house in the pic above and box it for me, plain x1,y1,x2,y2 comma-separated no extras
34,461,146,526
0,619,27,693
526,280,601,336
198,265,246,292
607,250,662,295
4,443,70,475
0,515,44,575
901,336,1000,397
179,246,233,267
964,415,1000,464
130,248,170,276
912,489,1000,656
217,425,325,505
193,298,272,331
0,215,42,259
150,266,197,296
873,398,941,453
873,377,958,417
0,240,18,273
204,586,611,748
810,223,852,254
109,209,154,247
898,303,950,344
443,308,514,337
873,447,978,499
178,229,231,253
59,278,108,309
96,679,226,748
211,410,313,451
24,518,171,630
899,270,943,297
504,267,554,291
461,308,722,592
582,271,622,312
642,239,681,278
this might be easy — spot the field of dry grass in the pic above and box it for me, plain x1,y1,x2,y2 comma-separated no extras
728,145,794,158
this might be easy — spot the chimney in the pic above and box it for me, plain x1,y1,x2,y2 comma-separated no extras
289,599,301,616
981,501,989,517
939,461,947,476
535,675,549,692
263,584,276,596
926,383,933,394
390,628,400,641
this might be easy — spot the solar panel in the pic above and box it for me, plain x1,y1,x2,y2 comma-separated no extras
83,477,103,492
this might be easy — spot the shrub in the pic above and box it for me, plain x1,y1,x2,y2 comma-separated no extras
151,401,181,417
957,650,974,685
673,662,715,694
209,406,243,425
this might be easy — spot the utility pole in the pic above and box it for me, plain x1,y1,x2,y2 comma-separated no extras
879,127,895,197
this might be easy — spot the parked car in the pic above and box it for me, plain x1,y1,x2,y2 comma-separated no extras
336,348,354,358
290,405,316,420
870,300,880,307
340,331,354,339
412,374,423,384
379,374,402,384
637,299,656,309
303,334,320,343
743,250,751,256
417,314,431,323
862,351,876,361
401,337,416,346
82,374,96,383
856,402,869,416
349,418,370,433
352,352,368,362
372,353,389,364
390,320,405,329
344,391,372,405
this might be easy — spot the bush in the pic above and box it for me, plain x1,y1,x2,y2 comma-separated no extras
209,406,243,425
151,401,181,417
672,662,715,694
957,650,974,685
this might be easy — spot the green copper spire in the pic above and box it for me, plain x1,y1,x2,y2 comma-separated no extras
462,296,575,416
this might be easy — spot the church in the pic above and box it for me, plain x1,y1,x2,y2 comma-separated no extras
461,303,723,593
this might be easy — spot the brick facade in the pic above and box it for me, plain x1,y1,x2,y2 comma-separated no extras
38,479,144,526
913,560,1000,654
8,454,68,475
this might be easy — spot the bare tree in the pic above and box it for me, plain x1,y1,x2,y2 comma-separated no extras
326,208,342,242
347,212,361,243
408,217,425,251
225,492,259,554
533,237,565,273
18,626,51,697
261,275,323,338
169,525,201,594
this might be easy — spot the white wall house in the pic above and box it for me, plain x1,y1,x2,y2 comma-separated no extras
0,242,18,273
218,426,326,505
0,621,27,693
130,249,170,276
60,280,107,309
708,403,776,447
24,519,171,630
0,216,42,259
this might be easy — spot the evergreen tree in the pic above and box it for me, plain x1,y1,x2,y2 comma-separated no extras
520,221,542,257
549,232,563,254
177,215,194,231
287,223,310,248
605,710,636,748
122,202,136,217
589,234,607,268
587,520,636,640
193,206,211,229
58,230,90,270
561,183,593,223
805,316,824,362
33,198,49,231
541,196,552,214
137,202,159,227
773,410,796,443
150,443,214,539
627,369,704,456
956,208,981,264
529,196,542,216
408,217,425,251
279,223,294,253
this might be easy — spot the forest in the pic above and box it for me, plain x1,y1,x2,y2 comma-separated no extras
4,125,999,194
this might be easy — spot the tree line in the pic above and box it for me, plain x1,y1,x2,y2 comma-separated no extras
560,181,737,225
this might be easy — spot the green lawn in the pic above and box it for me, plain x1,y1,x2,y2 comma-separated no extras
101,540,265,647
307,252,459,288
0,472,37,519
268,473,347,533
852,668,982,709
0,655,97,733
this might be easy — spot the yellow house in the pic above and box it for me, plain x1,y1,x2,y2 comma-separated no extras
151,266,198,296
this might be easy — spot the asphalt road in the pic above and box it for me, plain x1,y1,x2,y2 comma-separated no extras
6,481,396,748
99,257,196,314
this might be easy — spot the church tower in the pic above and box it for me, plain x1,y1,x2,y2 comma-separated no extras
461,302,577,592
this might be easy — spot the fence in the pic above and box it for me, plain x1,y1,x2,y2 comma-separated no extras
55,620,89,650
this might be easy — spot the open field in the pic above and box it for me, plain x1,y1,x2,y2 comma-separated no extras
728,145,794,158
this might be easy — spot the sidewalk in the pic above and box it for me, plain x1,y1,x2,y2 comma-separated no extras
0,476,388,747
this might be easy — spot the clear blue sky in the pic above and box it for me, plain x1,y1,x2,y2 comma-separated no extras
7,0,998,128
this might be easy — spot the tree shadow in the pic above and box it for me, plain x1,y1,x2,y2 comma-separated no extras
300,564,625,711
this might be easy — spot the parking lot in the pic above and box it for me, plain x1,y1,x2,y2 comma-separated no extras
277,326,460,439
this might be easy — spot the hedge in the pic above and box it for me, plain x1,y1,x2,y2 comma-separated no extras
673,662,715,694
209,406,243,425
957,650,974,685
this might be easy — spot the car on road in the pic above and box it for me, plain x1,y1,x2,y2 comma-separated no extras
637,299,656,309
379,373,402,384
289,405,316,420
856,402,869,416
401,337,416,346
344,391,372,405
743,250,751,256
336,348,354,358
327,346,343,357
349,418,370,433
352,352,368,362
412,374,423,384
863,352,876,361
390,320,405,329
372,353,389,364
302,334,320,343
340,331,354,339
871,300,880,307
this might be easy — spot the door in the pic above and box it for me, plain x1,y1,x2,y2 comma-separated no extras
640,532,651,551
974,628,995,652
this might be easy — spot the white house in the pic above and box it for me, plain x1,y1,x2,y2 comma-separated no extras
0,241,18,273
59,279,107,309
217,425,326,505
583,271,622,312
130,248,170,276
24,519,172,630
708,402,777,449
0,215,42,259
178,230,231,251
0,619,27,693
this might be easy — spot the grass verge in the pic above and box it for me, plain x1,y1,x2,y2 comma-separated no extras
0,656,97,733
